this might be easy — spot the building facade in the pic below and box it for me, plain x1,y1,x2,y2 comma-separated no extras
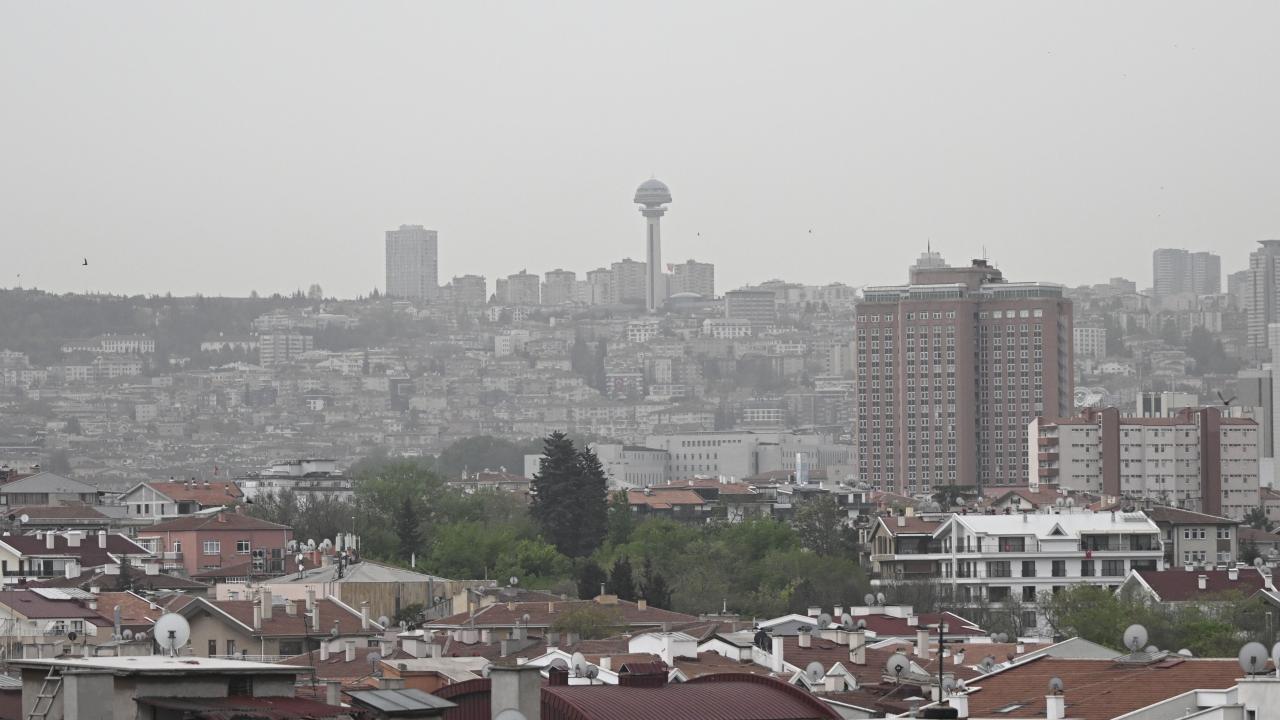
385,225,439,300
541,269,577,306
855,258,1074,494
1031,407,1259,519
669,260,715,299
1153,248,1221,299
1073,326,1107,360
1246,240,1280,354
258,332,314,366
449,274,487,305
496,271,541,305
724,288,778,325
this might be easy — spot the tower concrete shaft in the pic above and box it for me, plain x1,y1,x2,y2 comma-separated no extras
641,205,666,313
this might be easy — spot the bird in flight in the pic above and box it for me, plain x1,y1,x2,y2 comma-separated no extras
82,258,88,266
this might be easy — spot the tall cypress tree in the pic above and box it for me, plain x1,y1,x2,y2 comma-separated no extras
607,556,636,601
395,497,423,562
531,432,608,558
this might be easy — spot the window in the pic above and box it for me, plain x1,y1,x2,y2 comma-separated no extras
1217,527,1232,540
1101,560,1125,577
989,586,1011,601
236,540,251,555
208,640,217,657
1081,560,1095,577
228,676,253,697
1021,610,1038,629
226,639,237,656
1021,561,1037,577
986,561,1011,578
1051,560,1066,577
1022,586,1037,602
278,640,303,657
203,541,221,555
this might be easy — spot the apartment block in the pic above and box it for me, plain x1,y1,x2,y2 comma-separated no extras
855,258,1073,494
541,269,577,306
1031,407,1259,519
496,270,541,305
258,332,314,366
724,288,778,325
1073,326,1107,360
385,225,438,300
669,259,715,299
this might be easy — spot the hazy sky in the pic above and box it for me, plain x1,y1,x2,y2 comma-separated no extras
2,1,1277,299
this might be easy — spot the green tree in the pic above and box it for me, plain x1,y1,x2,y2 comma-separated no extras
395,497,424,562
606,491,634,546
576,559,608,600
435,436,540,479
793,496,855,556
1240,538,1262,566
1244,507,1271,531
638,556,673,610
529,433,607,558
607,556,636,601
550,604,623,640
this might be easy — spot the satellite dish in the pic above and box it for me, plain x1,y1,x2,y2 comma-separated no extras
1239,642,1269,675
123,629,134,640
997,632,1009,643
67,631,77,642
494,710,528,720
942,675,957,692
1178,648,1193,657
330,626,340,638
307,539,316,549
1272,642,1280,667
979,655,997,672
584,666,598,679
548,658,569,671
840,613,854,629
875,592,885,605
863,593,875,605
797,625,811,635
1048,677,1064,694
377,615,390,627
520,613,531,625
571,651,589,676
1123,624,1148,652
886,652,909,678
816,613,833,628
805,661,825,683
368,651,383,666
18,514,29,524
153,613,191,655
856,619,867,630
1255,557,1265,568
509,576,519,586
136,632,147,641
1144,645,1158,654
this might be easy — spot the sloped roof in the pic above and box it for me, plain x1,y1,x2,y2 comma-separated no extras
1132,568,1269,601
875,515,942,536
0,533,151,565
0,590,107,620
282,647,416,680
136,481,243,507
277,561,447,585
955,656,1247,719
0,472,98,494
1143,506,1238,526
430,598,697,629
27,568,208,592
137,512,289,533
541,673,841,720
183,596,381,638
5,504,108,520
626,489,707,508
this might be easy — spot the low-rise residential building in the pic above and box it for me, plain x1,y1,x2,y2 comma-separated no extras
1143,506,1239,566
0,531,154,586
135,512,292,577
868,510,1163,632
0,473,101,508
119,480,243,520
178,588,383,660
1118,566,1275,604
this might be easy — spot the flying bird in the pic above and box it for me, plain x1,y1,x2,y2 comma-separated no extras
82,258,88,266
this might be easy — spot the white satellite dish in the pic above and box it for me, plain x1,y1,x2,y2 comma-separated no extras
153,613,191,655
1239,642,1269,675
571,651,589,676
886,652,910,678
136,632,147,641
863,593,875,605
1178,648,1193,657
509,576,519,586
816,612,833,628
1123,624,1148,652
840,613,854,629
494,711,528,720
805,661,825,684
1272,642,1280,667
875,592,885,605
122,629,133,640
377,615,390,627
1048,677,1064,694
18,514,29,524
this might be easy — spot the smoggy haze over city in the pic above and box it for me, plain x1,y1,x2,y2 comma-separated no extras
2,1,1278,298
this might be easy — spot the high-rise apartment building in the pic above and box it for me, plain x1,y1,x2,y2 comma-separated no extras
1153,248,1220,298
579,268,614,305
495,270,541,305
855,259,1073,494
669,259,715,299
259,332,314,366
449,275,487,305
611,259,648,305
384,225,438,300
541,269,577,306
1073,326,1107,360
1031,407,1258,519
1227,270,1249,310
1246,240,1280,352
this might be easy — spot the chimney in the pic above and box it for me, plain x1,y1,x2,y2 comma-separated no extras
1046,693,1065,720
64,560,80,579
908,615,919,627
598,656,612,671
548,667,569,686
489,665,542,720
380,677,405,691
306,587,316,612
261,590,273,620
770,635,785,673
345,638,356,663
916,629,930,657
67,532,81,548
311,606,321,633
86,597,97,611
1197,574,1207,591
798,630,812,648
949,693,969,718
360,601,370,630
253,600,263,631
637,599,647,611
325,680,341,707
807,606,821,617
1229,566,1239,581
98,531,106,549
896,515,906,527
833,605,844,617
286,600,297,616
46,532,55,550
849,630,866,665
548,602,556,613
1015,642,1025,654
320,642,330,661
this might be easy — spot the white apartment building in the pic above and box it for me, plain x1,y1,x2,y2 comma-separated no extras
644,430,851,481
61,334,155,354
702,318,754,339
1073,326,1107,359
626,318,661,344
1031,407,1259,520
869,510,1163,631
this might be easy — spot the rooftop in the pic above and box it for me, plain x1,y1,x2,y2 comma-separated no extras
541,673,839,720
10,655,300,674
1130,568,1269,601
138,511,290,533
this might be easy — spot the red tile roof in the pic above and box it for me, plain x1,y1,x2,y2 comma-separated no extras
673,651,776,679
875,515,942,536
145,481,244,507
1133,568,1269,601
541,673,841,719
0,590,107,620
283,647,416,680
959,656,1246,719
626,489,707,509
27,568,209,592
0,533,151,566
135,695,349,720
5,504,108,520
1143,506,1237,525
138,512,289,533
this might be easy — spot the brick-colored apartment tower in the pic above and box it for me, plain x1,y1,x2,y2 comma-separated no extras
855,259,1073,494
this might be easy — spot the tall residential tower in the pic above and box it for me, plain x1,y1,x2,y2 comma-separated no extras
385,225,438,300
634,179,672,313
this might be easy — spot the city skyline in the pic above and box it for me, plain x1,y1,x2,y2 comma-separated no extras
3,2,1278,298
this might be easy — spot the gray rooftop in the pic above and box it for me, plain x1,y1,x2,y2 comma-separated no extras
275,560,449,585
348,688,457,715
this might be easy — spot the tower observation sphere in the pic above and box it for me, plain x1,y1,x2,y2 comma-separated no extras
634,179,672,313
